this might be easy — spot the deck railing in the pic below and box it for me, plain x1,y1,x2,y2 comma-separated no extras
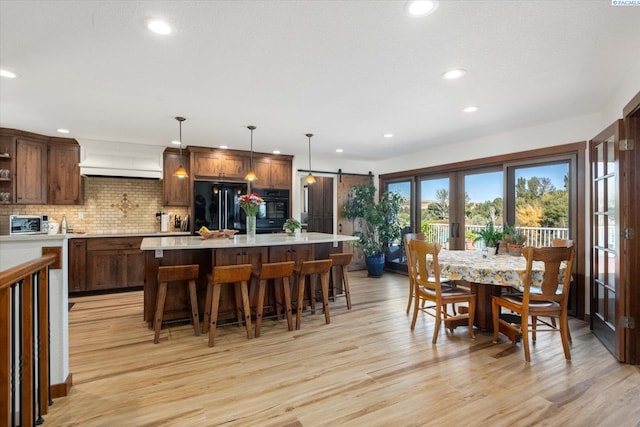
0,252,57,427
424,224,570,248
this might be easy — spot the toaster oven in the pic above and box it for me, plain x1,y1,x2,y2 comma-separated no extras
9,215,45,235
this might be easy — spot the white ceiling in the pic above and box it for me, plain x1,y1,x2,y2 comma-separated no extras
1,1,639,162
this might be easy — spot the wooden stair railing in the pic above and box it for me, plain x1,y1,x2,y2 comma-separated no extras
0,252,58,427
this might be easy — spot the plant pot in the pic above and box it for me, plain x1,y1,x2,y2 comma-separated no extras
465,240,475,250
486,246,497,256
497,240,509,254
365,253,385,277
507,243,524,256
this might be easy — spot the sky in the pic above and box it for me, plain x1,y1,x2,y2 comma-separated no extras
387,163,569,203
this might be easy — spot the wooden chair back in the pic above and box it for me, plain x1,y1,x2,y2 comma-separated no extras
212,264,252,285
552,239,574,248
297,259,333,275
158,264,199,283
409,240,443,293
328,253,353,267
255,261,295,280
521,246,575,304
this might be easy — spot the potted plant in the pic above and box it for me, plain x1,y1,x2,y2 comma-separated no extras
341,182,403,277
505,226,526,256
283,218,301,235
465,229,477,250
474,221,504,255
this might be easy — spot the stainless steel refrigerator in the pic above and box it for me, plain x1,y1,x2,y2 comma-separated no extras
193,181,248,233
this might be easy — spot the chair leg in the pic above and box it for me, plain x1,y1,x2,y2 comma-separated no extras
320,271,330,325
188,279,200,336
207,284,222,347
492,298,500,343
342,265,352,310
202,282,213,334
233,282,244,326
406,284,413,314
560,311,571,360
282,276,293,331
410,287,420,330
309,275,317,314
522,315,531,362
296,275,306,330
274,279,284,320
432,305,442,344
468,298,476,339
153,282,168,344
255,279,267,338
532,315,537,342
239,280,253,340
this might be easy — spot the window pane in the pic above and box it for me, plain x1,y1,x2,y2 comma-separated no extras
386,181,411,266
465,171,503,249
513,162,569,247
420,177,449,244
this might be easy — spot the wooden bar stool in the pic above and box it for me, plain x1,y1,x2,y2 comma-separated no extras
252,261,295,337
154,264,200,344
203,264,253,347
295,259,333,330
329,253,353,310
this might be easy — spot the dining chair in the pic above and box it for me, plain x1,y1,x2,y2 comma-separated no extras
550,238,574,341
408,240,476,344
403,232,425,314
491,245,575,362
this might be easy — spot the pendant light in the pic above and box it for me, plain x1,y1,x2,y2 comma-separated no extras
172,116,189,178
244,125,258,181
304,133,316,184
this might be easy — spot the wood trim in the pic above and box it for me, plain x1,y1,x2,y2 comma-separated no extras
42,246,62,269
51,373,73,399
380,141,586,180
622,90,640,118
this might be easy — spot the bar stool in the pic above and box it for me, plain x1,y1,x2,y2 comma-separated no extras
154,264,200,344
252,261,295,337
294,259,333,330
329,253,353,310
203,264,253,347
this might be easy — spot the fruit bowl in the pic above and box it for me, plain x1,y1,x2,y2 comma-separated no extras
199,229,238,239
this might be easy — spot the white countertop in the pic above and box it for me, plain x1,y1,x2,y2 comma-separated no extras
0,231,190,243
140,232,359,251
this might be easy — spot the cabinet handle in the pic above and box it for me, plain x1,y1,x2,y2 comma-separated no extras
339,223,342,233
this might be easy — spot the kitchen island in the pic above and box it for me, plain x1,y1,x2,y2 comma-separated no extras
140,232,359,324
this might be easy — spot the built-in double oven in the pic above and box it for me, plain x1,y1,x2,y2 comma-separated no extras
254,188,290,234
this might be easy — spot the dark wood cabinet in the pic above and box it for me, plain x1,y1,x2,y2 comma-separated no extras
254,157,292,189
0,135,14,205
68,239,87,292
191,149,248,180
48,140,82,205
70,237,145,293
15,137,47,204
163,149,190,206
269,244,314,267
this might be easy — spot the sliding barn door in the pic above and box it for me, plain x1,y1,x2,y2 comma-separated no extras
337,174,371,270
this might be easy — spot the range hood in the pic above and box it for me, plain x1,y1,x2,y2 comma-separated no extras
78,139,165,179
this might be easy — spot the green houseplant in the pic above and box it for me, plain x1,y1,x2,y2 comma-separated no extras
283,218,301,234
474,221,504,250
341,182,403,277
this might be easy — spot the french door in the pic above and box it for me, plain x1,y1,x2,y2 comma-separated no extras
589,120,626,361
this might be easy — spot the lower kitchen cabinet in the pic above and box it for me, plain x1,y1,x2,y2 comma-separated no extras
69,236,145,293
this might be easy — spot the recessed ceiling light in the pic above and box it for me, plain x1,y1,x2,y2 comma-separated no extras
57,129,70,134
0,69,17,78
336,148,344,153
463,106,479,113
442,69,466,80
272,150,281,154
406,1,439,17
147,20,172,35
383,134,394,138
220,145,228,149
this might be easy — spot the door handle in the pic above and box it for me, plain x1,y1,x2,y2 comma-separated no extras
339,223,342,233
451,223,459,238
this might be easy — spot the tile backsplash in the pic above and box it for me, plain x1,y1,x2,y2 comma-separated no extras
0,176,189,235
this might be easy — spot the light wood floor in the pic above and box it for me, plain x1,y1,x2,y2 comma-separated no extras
46,271,640,426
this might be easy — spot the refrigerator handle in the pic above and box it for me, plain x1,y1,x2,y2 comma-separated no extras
223,189,229,230
218,190,223,230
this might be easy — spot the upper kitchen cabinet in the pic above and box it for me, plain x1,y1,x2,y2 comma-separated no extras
190,147,248,180
1,128,83,205
163,148,190,206
48,139,82,205
0,135,14,204
254,156,293,190
15,137,48,204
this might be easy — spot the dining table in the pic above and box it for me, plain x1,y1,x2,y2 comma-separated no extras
427,249,553,341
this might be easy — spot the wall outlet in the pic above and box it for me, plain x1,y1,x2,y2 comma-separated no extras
78,211,84,219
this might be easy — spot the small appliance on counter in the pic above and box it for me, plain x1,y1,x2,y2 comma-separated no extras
9,215,46,235
48,219,59,234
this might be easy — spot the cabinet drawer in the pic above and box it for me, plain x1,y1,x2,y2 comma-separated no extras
87,237,143,251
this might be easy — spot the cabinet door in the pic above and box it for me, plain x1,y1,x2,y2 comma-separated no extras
254,159,272,187
270,159,292,189
163,150,190,206
193,152,222,177
48,141,82,205
269,244,313,268
68,239,87,292
123,249,145,287
15,138,47,204
220,154,248,179
86,250,124,291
